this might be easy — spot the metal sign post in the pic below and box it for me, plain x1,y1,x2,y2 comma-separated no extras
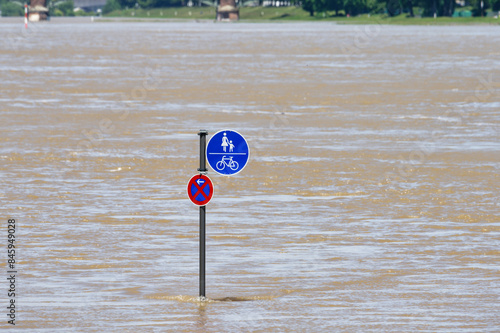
197,130,208,298
191,129,248,298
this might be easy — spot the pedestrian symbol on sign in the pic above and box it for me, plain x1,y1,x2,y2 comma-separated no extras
221,132,229,152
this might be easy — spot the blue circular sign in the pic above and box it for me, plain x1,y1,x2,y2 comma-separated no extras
206,130,249,176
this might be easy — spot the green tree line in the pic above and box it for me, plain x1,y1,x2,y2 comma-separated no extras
1,0,499,16
0,0,24,16
104,0,500,16
302,0,500,17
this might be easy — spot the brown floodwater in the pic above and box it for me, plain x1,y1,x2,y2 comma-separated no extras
1,18,499,331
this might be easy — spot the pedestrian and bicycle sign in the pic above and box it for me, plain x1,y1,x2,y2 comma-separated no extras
187,174,214,206
206,130,249,176
188,129,250,298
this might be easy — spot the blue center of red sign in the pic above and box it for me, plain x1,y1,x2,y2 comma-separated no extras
192,179,209,201
187,174,213,206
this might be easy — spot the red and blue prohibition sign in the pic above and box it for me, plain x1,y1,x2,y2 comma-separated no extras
187,174,214,206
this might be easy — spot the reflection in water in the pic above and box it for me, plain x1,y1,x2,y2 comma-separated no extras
1,20,499,331
197,302,207,330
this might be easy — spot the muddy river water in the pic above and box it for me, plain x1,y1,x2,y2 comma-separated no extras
1,19,499,331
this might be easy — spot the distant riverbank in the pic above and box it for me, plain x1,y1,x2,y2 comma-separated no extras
1,8,499,25
103,6,500,25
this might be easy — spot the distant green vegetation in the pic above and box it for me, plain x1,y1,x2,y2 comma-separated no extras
103,0,500,18
103,6,500,23
0,0,24,16
1,0,499,22
51,0,75,16
105,6,217,18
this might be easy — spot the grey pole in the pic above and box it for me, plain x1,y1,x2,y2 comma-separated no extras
199,205,206,298
198,130,208,174
197,130,208,298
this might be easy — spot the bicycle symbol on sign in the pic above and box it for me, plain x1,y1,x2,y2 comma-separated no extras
216,156,239,171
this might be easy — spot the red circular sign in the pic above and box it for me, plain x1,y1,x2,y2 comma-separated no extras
187,174,214,206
